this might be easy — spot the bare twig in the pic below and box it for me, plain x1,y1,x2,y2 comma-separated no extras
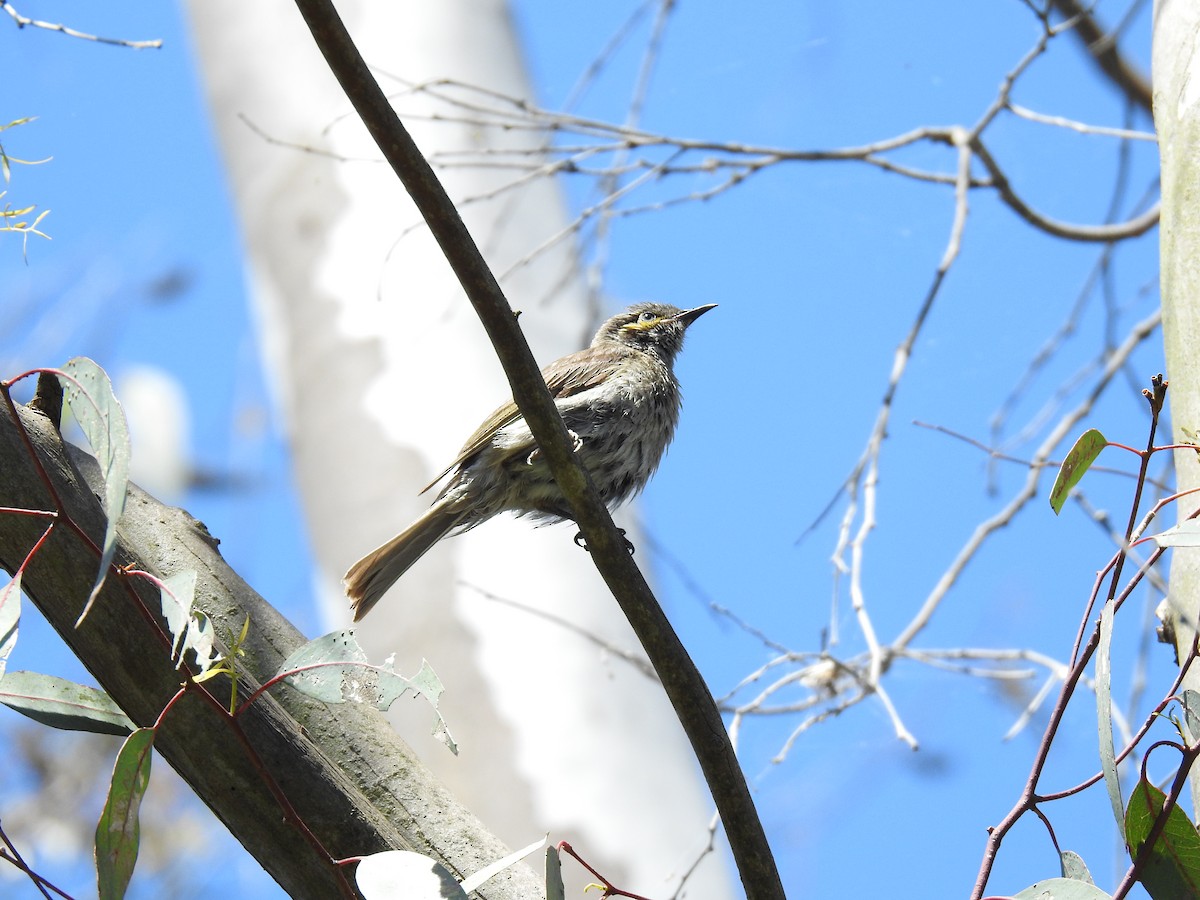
0,1,161,49
458,580,658,680
895,309,1161,651
1008,103,1155,141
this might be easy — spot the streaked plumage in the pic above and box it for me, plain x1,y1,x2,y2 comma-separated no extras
344,302,715,620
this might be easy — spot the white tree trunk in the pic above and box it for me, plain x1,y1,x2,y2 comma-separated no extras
183,1,733,895
1155,1,1200,813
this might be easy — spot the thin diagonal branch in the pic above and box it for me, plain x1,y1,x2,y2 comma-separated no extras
288,2,784,897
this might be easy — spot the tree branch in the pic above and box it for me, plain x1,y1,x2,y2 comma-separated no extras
1052,0,1153,113
0,399,541,899
289,1,785,896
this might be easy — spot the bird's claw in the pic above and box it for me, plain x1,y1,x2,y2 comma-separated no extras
573,528,635,556
527,431,584,466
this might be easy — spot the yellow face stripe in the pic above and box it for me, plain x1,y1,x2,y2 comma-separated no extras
621,317,662,332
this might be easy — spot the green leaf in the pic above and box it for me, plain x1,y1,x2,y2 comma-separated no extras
96,728,154,900
0,575,20,677
1096,598,1124,842
0,670,134,736
158,570,218,673
546,845,566,900
403,659,456,754
1183,690,1200,744
1011,877,1113,898
460,836,545,894
355,850,466,900
278,631,457,755
1152,520,1200,549
1050,428,1107,514
277,630,370,704
1060,849,1095,884
59,358,130,627
160,570,196,662
1125,777,1200,899
276,631,423,707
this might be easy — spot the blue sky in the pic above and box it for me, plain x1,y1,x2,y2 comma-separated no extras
1,1,1171,898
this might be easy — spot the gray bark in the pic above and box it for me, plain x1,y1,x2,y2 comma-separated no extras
1155,0,1200,815
0,397,542,899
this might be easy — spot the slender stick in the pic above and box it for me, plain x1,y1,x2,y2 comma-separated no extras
289,2,784,897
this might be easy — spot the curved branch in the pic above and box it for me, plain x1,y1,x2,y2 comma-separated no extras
972,138,1160,241
289,1,785,898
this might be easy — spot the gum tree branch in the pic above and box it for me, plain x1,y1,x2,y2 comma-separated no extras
0,398,540,899
289,1,785,897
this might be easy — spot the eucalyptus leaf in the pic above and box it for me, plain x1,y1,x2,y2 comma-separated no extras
277,632,457,754
276,630,369,704
0,576,19,677
1049,428,1107,514
355,850,466,900
1125,777,1200,899
1152,520,1200,548
158,571,217,673
96,728,155,900
1011,877,1114,899
59,358,130,627
1059,849,1095,883
1183,690,1200,744
546,845,566,900
460,836,546,894
1096,598,1124,841
0,670,134,736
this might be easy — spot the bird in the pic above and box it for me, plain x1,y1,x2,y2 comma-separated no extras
344,302,716,620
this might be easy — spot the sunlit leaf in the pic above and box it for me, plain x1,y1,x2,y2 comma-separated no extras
355,850,466,900
1060,849,1095,884
160,570,195,661
1050,428,1107,514
59,358,130,627
382,656,457,754
276,630,370,704
1125,776,1200,899
1011,877,1113,898
402,657,445,706
158,570,218,673
0,575,19,677
1152,520,1200,549
96,728,154,899
0,670,134,736
277,632,457,755
460,836,545,894
1096,598,1123,842
546,845,566,900
1183,690,1200,744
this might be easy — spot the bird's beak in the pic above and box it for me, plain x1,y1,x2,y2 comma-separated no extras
674,303,717,327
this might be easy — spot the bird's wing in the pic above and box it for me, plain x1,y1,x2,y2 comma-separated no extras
419,401,522,494
419,345,628,494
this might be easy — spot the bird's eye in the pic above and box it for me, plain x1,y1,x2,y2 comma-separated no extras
638,311,657,323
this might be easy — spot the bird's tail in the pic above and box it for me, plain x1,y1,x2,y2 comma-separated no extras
344,499,464,620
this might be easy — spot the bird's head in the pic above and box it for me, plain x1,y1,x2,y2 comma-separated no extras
595,302,717,363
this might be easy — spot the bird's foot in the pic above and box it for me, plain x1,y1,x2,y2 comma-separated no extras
526,431,584,466
573,528,635,556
